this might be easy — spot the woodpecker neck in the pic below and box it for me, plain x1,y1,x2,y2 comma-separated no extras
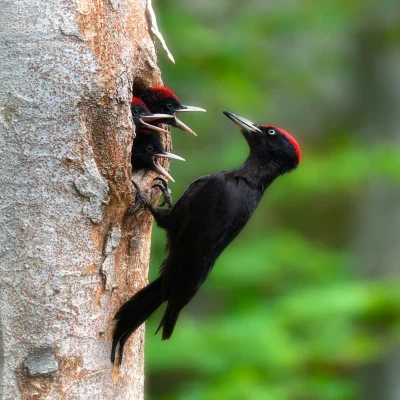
234,152,284,192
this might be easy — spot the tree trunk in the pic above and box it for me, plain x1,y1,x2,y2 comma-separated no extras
0,0,164,398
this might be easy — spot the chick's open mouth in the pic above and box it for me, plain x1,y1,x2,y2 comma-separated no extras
153,156,174,182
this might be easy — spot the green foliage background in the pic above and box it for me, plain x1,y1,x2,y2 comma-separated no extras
144,1,400,399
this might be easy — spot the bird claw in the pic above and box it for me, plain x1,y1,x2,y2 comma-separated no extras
154,186,172,207
128,180,149,215
153,177,169,191
127,198,143,215
152,177,173,208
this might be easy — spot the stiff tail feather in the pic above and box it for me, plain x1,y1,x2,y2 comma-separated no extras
155,302,181,341
111,277,163,364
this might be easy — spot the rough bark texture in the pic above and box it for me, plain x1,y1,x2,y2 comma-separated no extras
0,0,166,398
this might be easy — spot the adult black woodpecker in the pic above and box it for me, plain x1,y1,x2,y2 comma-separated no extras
140,86,206,136
111,111,301,364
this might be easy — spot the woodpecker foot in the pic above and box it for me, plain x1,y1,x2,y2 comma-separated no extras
152,177,172,208
128,180,151,215
127,199,142,215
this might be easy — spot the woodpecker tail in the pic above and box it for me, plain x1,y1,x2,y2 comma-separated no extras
155,302,181,341
111,277,163,365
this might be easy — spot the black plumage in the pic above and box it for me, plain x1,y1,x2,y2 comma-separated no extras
139,86,206,136
130,97,184,182
111,111,301,364
131,131,184,182
130,97,171,135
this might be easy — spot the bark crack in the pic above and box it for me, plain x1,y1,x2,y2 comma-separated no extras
101,224,122,291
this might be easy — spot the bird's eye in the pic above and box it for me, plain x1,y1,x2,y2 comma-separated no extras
132,108,140,115
268,128,276,135
146,144,154,152
166,103,174,111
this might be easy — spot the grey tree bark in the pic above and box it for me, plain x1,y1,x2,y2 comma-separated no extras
0,0,166,398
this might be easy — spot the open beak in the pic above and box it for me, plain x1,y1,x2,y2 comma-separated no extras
175,105,207,113
173,116,198,136
223,111,262,133
153,152,185,182
140,114,173,135
172,105,206,136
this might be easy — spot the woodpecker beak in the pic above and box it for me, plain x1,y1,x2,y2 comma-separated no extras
152,152,185,182
175,105,207,113
223,111,263,133
172,106,206,136
140,114,173,135
173,116,198,136
141,113,172,121
155,152,185,162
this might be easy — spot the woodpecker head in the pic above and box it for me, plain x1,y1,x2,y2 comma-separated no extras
131,97,173,135
140,86,206,136
131,132,185,182
223,111,301,172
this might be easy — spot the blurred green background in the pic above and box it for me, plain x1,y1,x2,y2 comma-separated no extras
146,1,400,399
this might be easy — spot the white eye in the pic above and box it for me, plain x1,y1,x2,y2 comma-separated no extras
268,128,276,135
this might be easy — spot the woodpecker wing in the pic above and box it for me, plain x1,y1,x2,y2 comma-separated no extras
160,173,255,306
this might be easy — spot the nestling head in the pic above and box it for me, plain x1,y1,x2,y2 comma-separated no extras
131,97,173,135
140,86,182,114
223,111,301,173
140,86,206,136
131,97,150,122
131,132,185,182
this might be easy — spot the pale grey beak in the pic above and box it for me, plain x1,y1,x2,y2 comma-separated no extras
152,152,185,182
173,116,198,136
155,152,185,161
223,111,262,133
140,114,173,135
172,105,206,136
140,113,173,121
176,105,207,113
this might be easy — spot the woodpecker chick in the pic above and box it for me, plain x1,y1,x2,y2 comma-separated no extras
132,131,184,182
140,86,206,136
111,111,301,365
131,97,173,134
